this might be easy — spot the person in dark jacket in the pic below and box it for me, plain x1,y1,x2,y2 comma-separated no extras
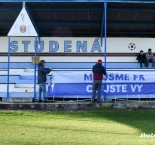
38,60,52,102
92,59,106,104
137,50,147,68
146,48,155,68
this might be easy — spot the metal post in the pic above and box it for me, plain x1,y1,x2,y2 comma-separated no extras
100,3,104,47
104,1,107,102
104,1,107,69
33,37,37,101
7,37,10,100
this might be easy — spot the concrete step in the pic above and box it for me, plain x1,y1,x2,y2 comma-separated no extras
0,75,38,84
14,84,35,88
12,88,34,92
0,76,20,83
1,101,155,111
0,92,34,97
0,69,24,75
0,84,14,92
7,98,33,103
14,84,42,88
16,80,36,84
0,84,39,92
24,69,35,73
13,87,39,92
0,69,36,76
19,75,36,80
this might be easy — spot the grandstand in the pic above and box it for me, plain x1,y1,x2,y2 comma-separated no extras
0,0,155,102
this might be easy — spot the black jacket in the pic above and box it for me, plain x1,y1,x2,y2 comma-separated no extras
137,54,146,61
38,64,51,84
92,64,106,80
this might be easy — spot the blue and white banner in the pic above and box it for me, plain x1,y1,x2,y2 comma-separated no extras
47,71,155,96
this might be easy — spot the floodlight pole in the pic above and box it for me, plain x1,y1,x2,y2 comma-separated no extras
23,1,25,8
7,1,38,102
104,1,107,69
104,1,107,102
7,37,11,100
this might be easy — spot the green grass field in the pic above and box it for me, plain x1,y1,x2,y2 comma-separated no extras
0,110,155,145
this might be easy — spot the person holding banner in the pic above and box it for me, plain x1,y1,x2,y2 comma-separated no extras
92,59,106,104
38,60,52,103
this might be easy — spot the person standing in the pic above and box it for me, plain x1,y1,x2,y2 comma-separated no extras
146,48,154,68
92,59,106,104
38,60,52,102
136,50,147,68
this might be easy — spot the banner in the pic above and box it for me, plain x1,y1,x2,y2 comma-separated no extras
1,37,155,53
47,70,155,96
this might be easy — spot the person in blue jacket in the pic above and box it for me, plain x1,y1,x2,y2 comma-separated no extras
92,59,106,104
38,60,52,102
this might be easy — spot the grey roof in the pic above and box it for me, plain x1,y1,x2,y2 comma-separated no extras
1,1,155,37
